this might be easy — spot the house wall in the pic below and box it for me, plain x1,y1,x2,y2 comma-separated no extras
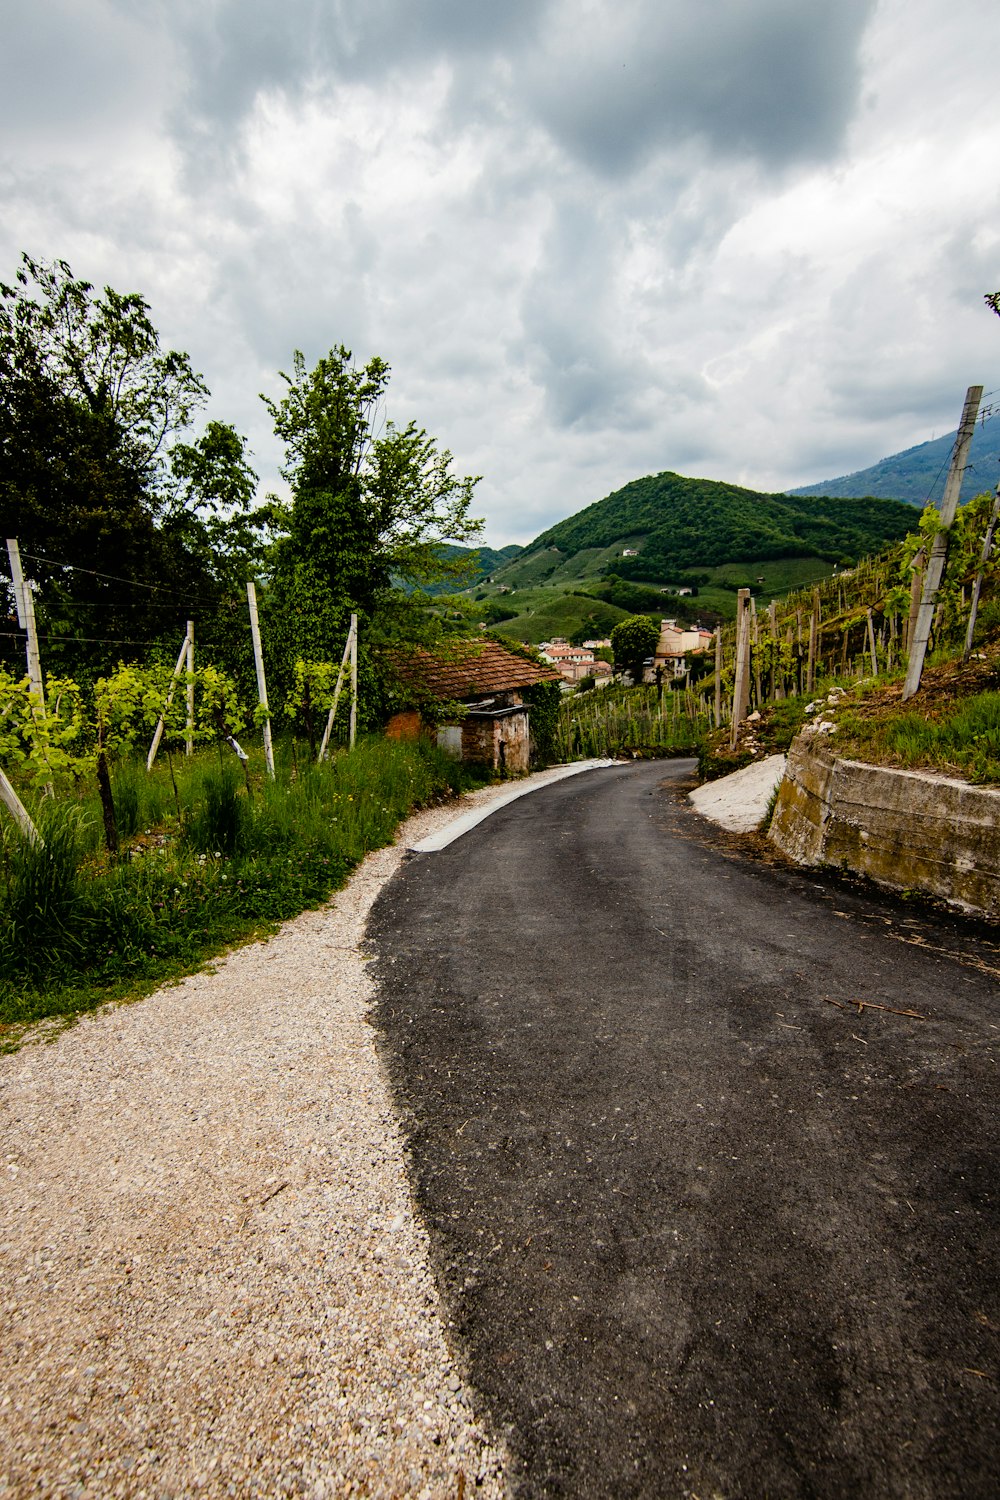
461,710,530,773
385,710,423,741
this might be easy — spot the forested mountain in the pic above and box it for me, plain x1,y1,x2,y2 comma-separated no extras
790,416,1000,505
517,471,916,581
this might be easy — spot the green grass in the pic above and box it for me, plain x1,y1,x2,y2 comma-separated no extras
835,691,1000,785
0,736,478,1041
489,587,633,644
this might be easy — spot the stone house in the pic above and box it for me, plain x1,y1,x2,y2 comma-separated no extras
385,640,561,774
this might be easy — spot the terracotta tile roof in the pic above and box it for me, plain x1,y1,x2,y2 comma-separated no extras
388,640,561,701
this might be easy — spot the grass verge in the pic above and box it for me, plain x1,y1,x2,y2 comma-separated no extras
0,736,479,1044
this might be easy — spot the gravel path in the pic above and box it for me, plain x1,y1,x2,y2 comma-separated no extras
0,783,522,1500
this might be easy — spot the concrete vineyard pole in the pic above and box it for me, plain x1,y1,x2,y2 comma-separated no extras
963,482,1000,662
246,583,275,778
903,385,983,699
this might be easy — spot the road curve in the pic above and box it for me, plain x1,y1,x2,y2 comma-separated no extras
368,759,1000,1499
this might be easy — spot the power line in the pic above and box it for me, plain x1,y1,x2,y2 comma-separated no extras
14,548,226,607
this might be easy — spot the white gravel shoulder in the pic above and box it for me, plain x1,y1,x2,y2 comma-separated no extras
0,775,543,1500
688,753,787,833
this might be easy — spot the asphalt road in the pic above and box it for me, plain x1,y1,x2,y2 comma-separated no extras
368,760,1000,1499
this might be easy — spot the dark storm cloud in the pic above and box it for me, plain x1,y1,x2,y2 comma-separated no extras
161,0,874,176
521,0,877,174
164,0,546,140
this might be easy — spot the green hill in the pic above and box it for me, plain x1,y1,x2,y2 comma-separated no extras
472,472,917,644
520,471,915,579
789,417,1000,505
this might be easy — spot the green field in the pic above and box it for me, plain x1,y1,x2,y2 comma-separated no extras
471,553,840,642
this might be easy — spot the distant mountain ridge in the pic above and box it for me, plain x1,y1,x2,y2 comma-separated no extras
789,416,1000,505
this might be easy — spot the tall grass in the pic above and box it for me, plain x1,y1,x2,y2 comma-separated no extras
836,691,1000,785
0,736,475,1036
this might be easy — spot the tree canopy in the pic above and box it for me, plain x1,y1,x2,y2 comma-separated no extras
0,254,263,682
261,346,483,716
610,614,660,682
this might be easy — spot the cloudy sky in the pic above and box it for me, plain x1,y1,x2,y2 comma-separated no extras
2,0,999,546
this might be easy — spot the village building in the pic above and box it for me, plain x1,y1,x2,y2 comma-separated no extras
384,640,561,774
538,640,612,686
646,618,715,681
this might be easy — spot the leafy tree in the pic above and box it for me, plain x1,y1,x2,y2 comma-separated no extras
0,254,263,681
261,346,483,718
610,614,660,683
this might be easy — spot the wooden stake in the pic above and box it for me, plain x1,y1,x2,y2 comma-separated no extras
730,589,751,747
714,629,722,729
807,609,817,694
186,622,195,757
147,624,192,771
0,764,41,844
349,612,358,751
246,582,275,778
318,615,357,763
963,483,1000,662
866,608,878,677
904,385,983,698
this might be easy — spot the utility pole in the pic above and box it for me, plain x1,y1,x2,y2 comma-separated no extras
903,385,983,699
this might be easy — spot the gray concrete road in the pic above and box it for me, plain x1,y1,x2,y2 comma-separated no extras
368,760,1000,1499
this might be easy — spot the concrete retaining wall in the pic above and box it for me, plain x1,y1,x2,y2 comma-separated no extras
769,733,1000,917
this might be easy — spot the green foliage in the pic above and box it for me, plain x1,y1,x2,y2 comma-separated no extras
261,345,484,720
521,470,915,579
610,614,660,680
835,692,1000,785
520,679,562,767
0,737,468,1034
557,683,710,760
0,253,264,683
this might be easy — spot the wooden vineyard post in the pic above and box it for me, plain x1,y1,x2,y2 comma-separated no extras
963,482,1000,662
318,614,358,762
0,765,40,845
186,621,195,757
714,629,722,729
750,598,761,708
730,589,752,747
349,612,358,750
246,582,275,778
904,384,983,699
147,623,192,771
5,539,45,713
866,608,879,678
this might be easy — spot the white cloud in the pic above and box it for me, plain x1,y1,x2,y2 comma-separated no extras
2,0,999,546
